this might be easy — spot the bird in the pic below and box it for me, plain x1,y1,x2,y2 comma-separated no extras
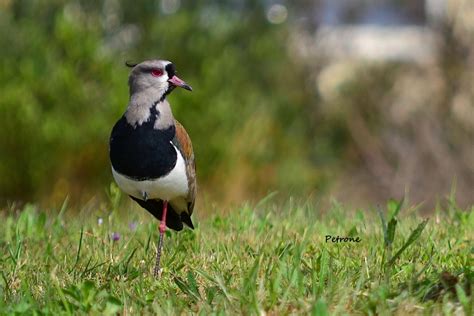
109,59,196,277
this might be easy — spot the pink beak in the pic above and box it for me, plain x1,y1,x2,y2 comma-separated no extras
168,75,192,91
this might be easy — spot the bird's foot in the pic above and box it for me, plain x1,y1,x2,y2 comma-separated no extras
154,266,163,278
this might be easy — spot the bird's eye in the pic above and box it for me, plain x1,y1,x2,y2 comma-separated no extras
151,69,164,77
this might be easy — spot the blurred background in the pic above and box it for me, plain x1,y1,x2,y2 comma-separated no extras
0,0,472,211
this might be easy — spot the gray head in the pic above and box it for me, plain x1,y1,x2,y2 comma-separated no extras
126,59,192,100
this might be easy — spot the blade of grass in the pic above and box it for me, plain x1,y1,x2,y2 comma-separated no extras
70,227,84,273
122,247,138,274
387,219,429,266
195,268,232,302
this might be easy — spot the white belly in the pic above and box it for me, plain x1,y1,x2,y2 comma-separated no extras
112,145,188,201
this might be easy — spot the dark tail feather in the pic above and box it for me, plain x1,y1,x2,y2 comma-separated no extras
181,213,195,229
130,196,183,231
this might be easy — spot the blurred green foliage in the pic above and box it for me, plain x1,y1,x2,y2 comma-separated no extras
0,1,318,205
1,1,472,208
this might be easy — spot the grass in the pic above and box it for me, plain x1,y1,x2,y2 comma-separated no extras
0,193,472,315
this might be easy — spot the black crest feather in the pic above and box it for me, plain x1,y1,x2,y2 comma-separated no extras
125,61,138,68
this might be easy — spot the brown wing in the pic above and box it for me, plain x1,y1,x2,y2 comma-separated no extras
172,120,196,215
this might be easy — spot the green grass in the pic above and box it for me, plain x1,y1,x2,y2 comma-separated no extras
0,195,472,315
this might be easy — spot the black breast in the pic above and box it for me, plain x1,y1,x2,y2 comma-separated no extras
109,115,177,180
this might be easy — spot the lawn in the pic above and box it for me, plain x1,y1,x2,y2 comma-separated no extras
0,193,472,315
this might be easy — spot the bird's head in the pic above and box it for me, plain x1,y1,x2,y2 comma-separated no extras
126,59,192,100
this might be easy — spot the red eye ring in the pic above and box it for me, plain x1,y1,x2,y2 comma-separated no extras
151,69,164,77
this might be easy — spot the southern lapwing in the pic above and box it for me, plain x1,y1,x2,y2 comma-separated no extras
109,59,196,277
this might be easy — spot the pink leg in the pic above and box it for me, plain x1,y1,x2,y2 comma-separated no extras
154,200,168,278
